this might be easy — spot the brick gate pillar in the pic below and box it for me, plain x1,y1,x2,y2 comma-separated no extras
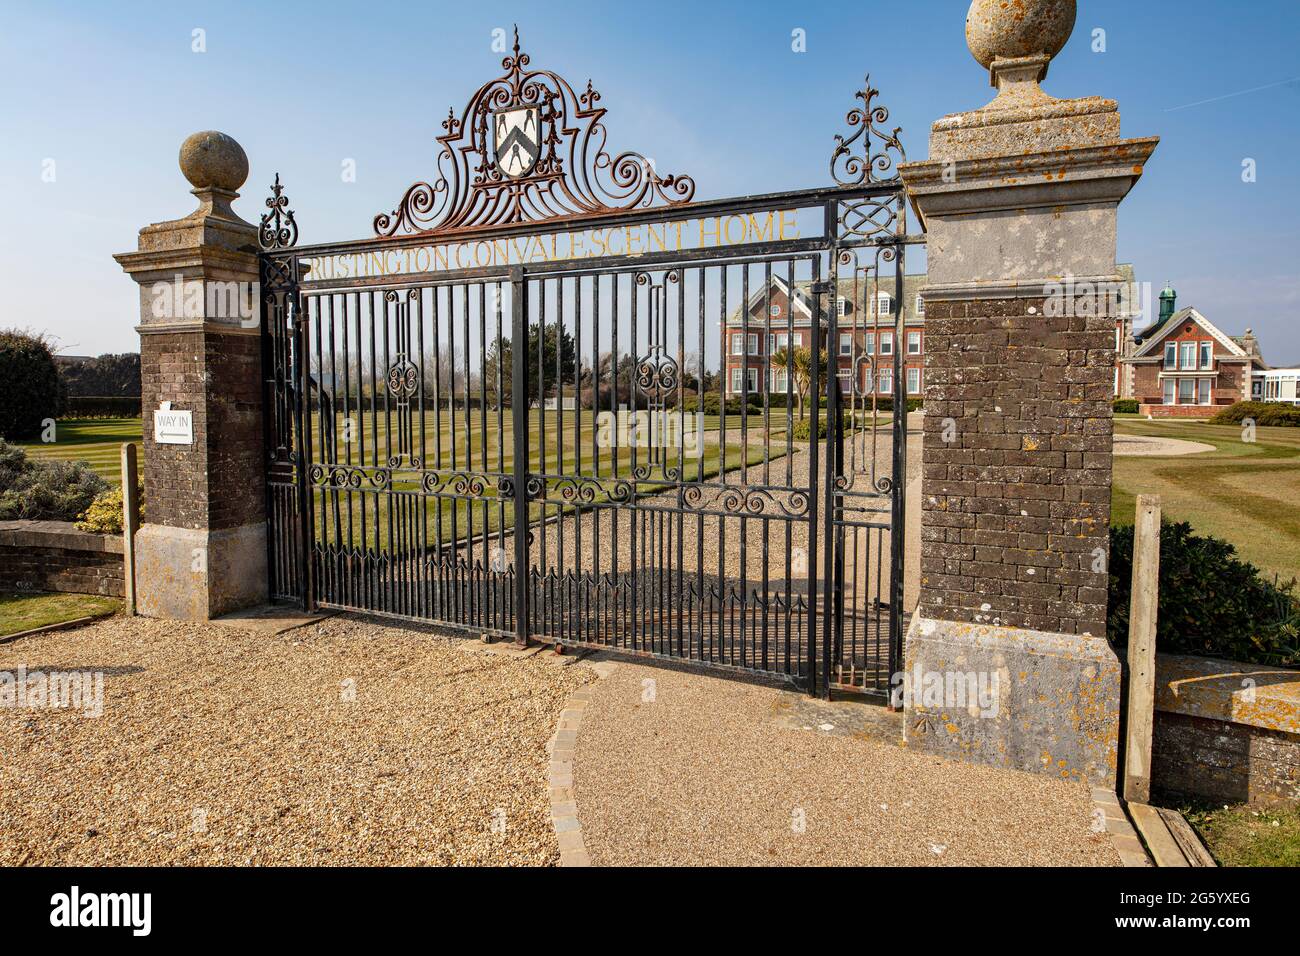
897,1,1158,786
114,131,268,619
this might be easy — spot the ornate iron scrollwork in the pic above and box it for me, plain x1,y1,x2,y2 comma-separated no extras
831,77,909,243
385,359,420,399
373,27,695,237
831,76,905,187
258,173,299,251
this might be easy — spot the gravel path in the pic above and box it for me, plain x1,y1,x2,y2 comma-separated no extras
572,659,1120,866
1113,433,1214,456
0,615,592,865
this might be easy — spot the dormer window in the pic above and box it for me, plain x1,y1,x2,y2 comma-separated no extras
837,296,849,317
873,293,893,315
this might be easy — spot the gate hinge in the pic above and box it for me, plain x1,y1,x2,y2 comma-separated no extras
810,280,834,296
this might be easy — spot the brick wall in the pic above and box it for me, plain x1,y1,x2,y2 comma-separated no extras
919,295,1114,636
0,520,124,597
1138,403,1218,419
139,328,265,532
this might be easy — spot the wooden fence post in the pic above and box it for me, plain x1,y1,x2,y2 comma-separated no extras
121,443,139,617
1123,494,1161,803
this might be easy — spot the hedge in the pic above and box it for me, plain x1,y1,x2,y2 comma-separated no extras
1209,400,1300,428
1112,398,1139,414
1108,520,1300,667
64,395,142,419
679,393,922,415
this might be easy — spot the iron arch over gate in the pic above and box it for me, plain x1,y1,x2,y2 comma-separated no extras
259,30,922,698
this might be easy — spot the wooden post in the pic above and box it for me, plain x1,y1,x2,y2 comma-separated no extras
1123,494,1161,803
121,443,140,617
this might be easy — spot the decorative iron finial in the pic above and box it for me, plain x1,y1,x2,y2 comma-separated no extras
830,75,906,187
258,174,299,251
372,33,695,237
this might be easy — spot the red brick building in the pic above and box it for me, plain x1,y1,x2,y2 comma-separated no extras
1118,285,1266,416
722,274,927,400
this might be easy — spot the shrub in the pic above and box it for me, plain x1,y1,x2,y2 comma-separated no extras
76,485,143,534
0,440,109,522
1112,398,1139,414
790,413,857,442
1108,520,1300,667
1210,400,1300,428
64,396,142,418
0,329,65,440
844,396,921,413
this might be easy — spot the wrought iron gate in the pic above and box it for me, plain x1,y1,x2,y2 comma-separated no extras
259,31,920,697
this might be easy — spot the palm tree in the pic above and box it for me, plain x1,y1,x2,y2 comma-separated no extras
770,346,795,416
771,346,827,419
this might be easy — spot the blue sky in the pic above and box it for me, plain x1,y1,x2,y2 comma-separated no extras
2,0,1298,360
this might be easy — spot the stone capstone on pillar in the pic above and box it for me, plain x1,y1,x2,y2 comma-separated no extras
896,0,1157,787
113,130,268,620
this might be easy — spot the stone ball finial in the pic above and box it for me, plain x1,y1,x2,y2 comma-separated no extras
179,130,249,192
966,0,1076,69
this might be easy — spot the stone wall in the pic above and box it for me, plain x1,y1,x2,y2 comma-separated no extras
0,520,125,598
1151,653,1300,806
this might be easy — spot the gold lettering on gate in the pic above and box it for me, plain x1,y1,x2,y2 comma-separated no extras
299,209,808,282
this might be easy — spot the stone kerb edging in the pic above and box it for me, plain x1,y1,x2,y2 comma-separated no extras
547,656,618,867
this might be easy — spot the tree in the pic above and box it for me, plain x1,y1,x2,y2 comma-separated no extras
58,352,141,396
771,346,827,419
0,329,65,440
484,323,578,407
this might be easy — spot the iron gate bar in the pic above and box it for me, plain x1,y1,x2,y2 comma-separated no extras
286,183,907,261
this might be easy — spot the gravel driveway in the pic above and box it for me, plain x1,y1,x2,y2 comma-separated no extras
572,658,1120,866
0,615,592,865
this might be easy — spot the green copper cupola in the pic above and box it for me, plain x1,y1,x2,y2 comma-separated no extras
1158,282,1177,325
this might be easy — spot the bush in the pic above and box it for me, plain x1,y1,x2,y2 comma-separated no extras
0,439,109,522
1210,400,1300,428
1113,398,1139,414
1108,520,1300,667
64,396,142,418
790,413,857,442
0,329,65,440
76,485,143,534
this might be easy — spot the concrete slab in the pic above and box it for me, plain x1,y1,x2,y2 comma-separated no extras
211,604,333,636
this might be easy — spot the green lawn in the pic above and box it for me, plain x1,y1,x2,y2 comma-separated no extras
17,418,142,484
0,591,121,637
1182,803,1300,867
1111,419,1300,580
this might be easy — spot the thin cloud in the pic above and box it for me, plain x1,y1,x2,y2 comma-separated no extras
1165,76,1300,112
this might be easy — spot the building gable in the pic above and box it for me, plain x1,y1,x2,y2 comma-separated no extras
1132,307,1247,360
